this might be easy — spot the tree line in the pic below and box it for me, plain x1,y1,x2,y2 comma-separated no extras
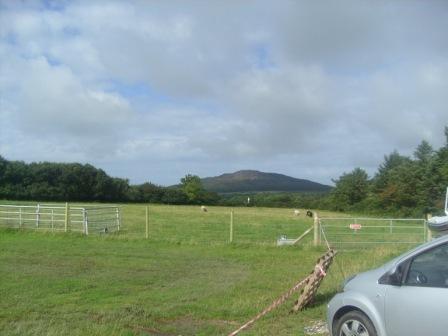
329,127,448,216
1,127,446,215
0,158,218,205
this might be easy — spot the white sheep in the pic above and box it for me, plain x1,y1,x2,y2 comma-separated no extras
201,205,208,212
294,209,300,216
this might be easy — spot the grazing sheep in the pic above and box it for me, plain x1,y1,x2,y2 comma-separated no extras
201,205,208,212
294,209,300,216
306,210,313,217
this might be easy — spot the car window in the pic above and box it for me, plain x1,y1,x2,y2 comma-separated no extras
405,243,448,288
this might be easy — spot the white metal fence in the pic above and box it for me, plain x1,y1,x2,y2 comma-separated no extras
0,203,120,235
319,217,428,249
82,206,121,234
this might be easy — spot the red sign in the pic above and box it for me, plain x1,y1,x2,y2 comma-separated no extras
349,223,362,230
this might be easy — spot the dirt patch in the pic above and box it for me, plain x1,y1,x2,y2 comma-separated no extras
304,320,329,335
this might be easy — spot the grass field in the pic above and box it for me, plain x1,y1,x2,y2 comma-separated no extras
0,204,412,335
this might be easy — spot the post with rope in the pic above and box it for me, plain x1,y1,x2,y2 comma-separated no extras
292,249,336,312
227,249,337,336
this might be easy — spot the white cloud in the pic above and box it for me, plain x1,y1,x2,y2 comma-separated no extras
18,58,131,139
1,0,447,185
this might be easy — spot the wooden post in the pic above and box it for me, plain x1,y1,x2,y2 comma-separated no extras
313,212,320,246
230,210,234,243
36,204,40,228
427,213,432,241
64,202,69,232
83,208,89,235
145,205,149,239
292,225,314,245
19,207,23,228
317,212,321,244
116,207,120,231
292,249,337,312
228,249,336,336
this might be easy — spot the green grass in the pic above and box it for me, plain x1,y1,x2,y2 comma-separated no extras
120,204,324,244
0,204,411,335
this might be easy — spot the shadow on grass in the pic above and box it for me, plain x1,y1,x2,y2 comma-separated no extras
307,291,339,308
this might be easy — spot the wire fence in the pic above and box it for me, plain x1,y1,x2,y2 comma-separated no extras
319,217,428,250
0,203,431,248
121,205,315,245
0,203,120,235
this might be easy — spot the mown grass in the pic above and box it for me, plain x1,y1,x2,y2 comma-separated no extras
0,204,410,335
120,204,324,243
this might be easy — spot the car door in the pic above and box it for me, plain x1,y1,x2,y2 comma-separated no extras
384,242,448,336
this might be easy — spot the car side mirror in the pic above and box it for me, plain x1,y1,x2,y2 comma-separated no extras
379,262,408,286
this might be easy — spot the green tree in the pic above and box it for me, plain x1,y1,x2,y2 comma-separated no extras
414,140,434,163
331,168,370,211
373,150,410,193
412,140,436,212
180,174,206,204
445,126,448,146
161,188,189,204
381,162,419,212
427,131,448,213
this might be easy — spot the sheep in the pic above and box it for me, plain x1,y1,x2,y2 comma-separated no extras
201,205,208,212
306,210,313,218
294,209,300,216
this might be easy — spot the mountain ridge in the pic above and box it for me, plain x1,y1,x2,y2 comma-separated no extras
201,170,332,193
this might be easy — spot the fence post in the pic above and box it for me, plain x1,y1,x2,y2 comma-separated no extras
51,209,54,231
19,207,23,228
64,202,69,232
313,213,320,246
145,205,149,239
426,213,432,241
36,204,40,228
116,207,120,231
318,213,321,244
230,210,234,243
83,208,89,235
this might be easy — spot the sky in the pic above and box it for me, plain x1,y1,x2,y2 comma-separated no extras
1,0,447,186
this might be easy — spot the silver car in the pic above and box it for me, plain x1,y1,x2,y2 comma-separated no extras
327,234,448,336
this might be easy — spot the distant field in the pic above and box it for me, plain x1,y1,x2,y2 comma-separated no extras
0,204,411,335
121,204,326,244
0,202,341,244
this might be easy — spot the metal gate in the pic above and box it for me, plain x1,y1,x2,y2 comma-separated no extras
0,204,121,235
83,206,121,234
319,217,428,250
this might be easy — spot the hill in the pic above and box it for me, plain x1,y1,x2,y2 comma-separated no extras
201,170,332,193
